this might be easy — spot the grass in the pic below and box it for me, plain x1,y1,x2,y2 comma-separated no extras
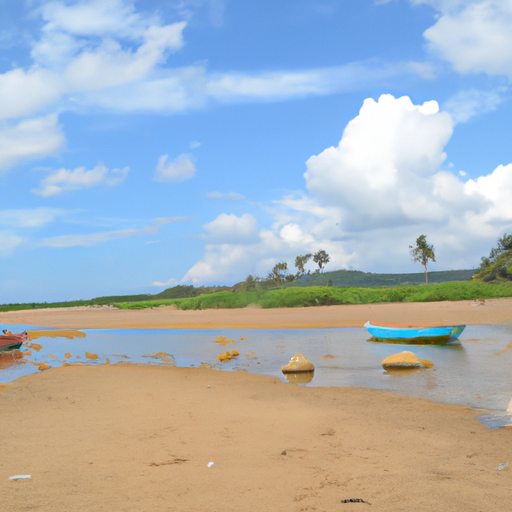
3,272,512,313
112,280,512,311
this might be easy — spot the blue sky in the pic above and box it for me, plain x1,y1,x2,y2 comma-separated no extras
1,0,512,303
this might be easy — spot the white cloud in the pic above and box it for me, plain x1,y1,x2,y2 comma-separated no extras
0,208,67,228
206,191,245,201
183,94,512,284
154,153,196,182
41,222,162,248
202,213,258,244
40,0,144,38
0,115,65,172
152,277,177,287
443,88,505,123
63,23,187,92
464,164,512,222
0,232,25,257
190,140,201,148
422,0,512,77
0,69,63,121
32,163,129,197
183,222,356,284
153,216,197,224
304,94,453,229
0,2,187,122
39,215,189,249
0,0,437,130
42,228,145,247
206,62,424,102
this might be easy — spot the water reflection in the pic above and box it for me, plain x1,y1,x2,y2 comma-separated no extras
1,324,512,419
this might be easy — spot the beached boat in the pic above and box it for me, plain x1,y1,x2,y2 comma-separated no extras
364,321,465,344
0,331,28,352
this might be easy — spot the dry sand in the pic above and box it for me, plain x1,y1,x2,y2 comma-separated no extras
1,300,512,511
1,296,512,329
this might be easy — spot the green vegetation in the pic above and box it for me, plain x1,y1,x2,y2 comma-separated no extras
294,253,312,278
474,233,512,283
112,281,512,311
5,239,512,313
286,268,477,288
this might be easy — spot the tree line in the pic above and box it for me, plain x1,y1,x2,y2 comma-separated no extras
239,232,512,292
241,250,330,290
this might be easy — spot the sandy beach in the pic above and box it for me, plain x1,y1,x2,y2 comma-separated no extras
1,296,512,329
1,300,512,511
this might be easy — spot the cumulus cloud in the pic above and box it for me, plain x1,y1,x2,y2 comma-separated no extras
32,163,129,197
0,115,65,172
464,164,512,222
154,154,196,182
202,213,258,244
183,94,512,284
421,0,512,77
304,94,453,229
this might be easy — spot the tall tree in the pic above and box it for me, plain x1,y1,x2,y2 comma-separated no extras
243,274,258,291
294,253,312,278
313,250,330,273
409,235,436,284
267,262,288,287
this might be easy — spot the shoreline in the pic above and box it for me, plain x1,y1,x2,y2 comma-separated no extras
1,297,512,329
2,299,512,511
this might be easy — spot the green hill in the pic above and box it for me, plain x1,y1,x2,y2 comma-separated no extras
285,268,477,288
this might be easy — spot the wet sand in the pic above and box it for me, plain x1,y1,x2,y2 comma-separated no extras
1,300,512,511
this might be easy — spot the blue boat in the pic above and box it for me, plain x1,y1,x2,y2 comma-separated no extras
364,321,465,345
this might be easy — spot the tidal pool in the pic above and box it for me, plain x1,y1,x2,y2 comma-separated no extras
2,324,512,422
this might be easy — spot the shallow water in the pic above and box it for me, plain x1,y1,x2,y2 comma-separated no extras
2,324,512,422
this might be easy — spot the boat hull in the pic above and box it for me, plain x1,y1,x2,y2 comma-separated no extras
364,322,465,345
0,332,28,352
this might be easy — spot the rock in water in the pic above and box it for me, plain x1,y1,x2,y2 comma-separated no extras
382,351,423,369
281,353,314,373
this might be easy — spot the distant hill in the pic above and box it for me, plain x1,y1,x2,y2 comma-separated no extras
285,268,478,288
89,285,231,304
0,269,481,312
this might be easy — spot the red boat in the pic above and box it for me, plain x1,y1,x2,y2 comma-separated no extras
0,331,28,352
